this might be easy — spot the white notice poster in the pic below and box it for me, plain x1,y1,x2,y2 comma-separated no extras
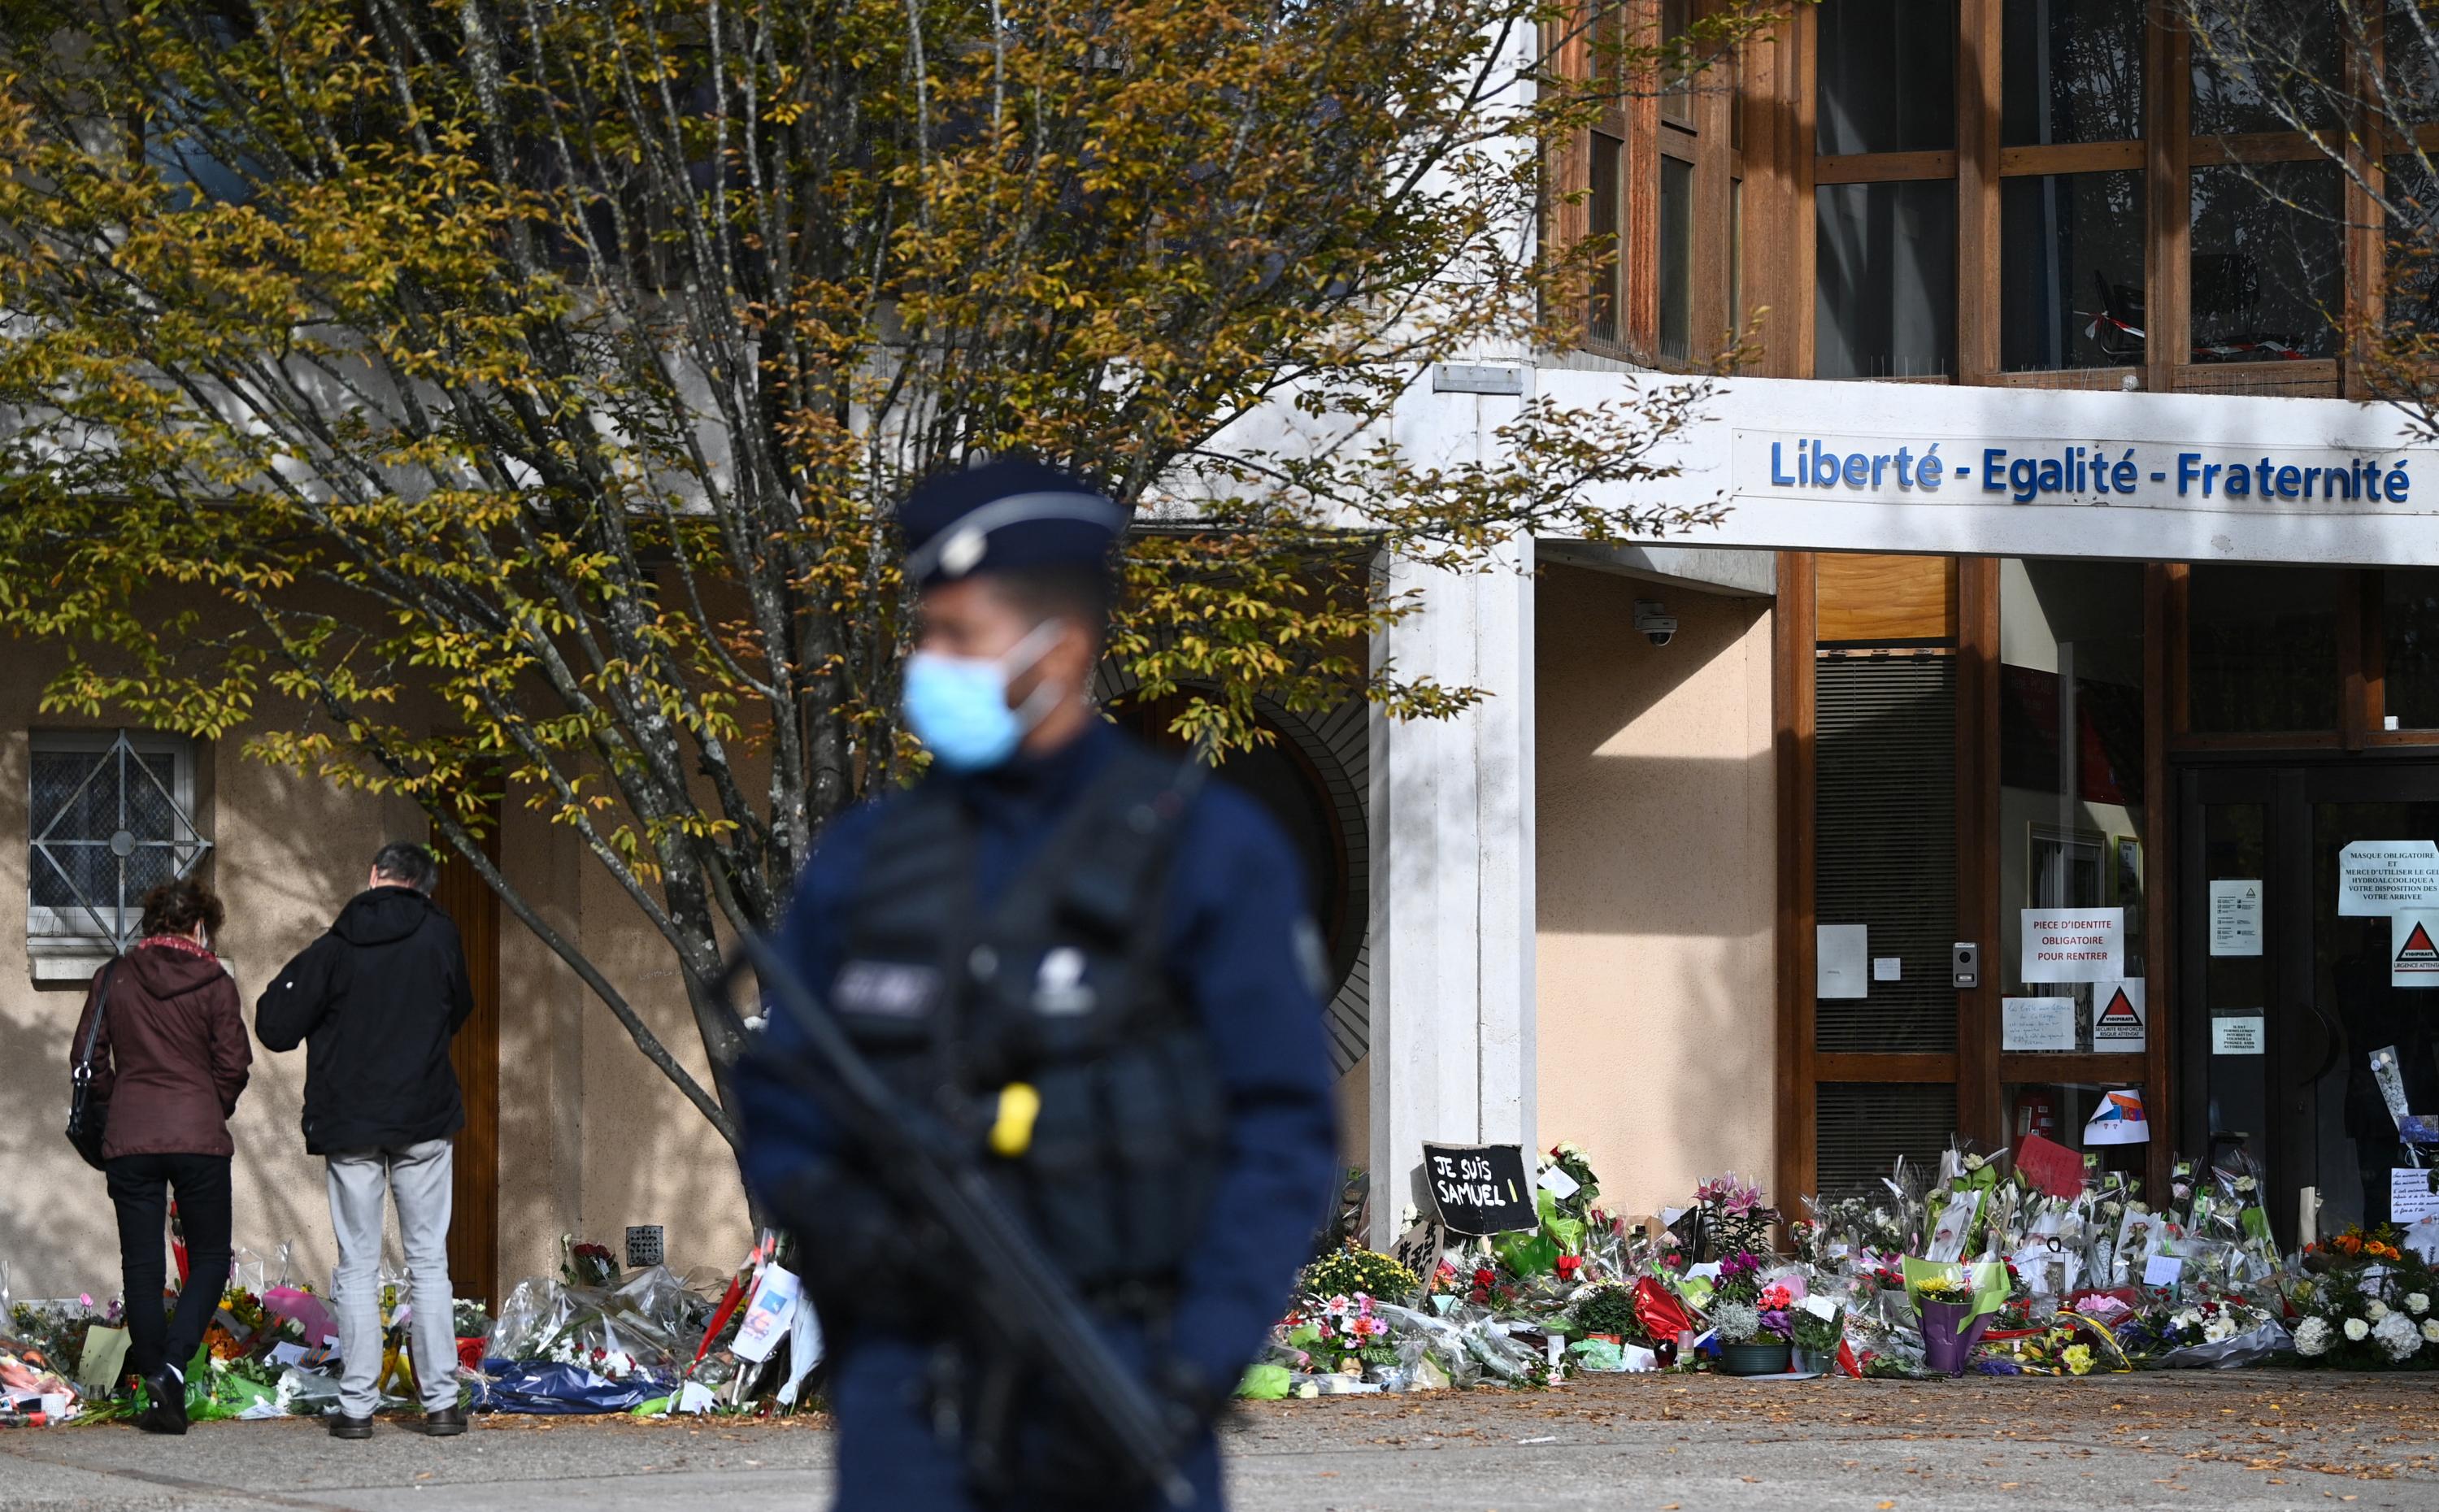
1816,923,1868,1000
2002,997,2076,1051
2393,1169,2439,1227
2393,909,2439,988
2211,1015,2265,1055
2339,840,2439,916
2020,906,2125,984
2093,980,2147,1052
2208,880,2263,957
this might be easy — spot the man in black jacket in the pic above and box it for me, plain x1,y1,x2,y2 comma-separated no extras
259,841,474,1440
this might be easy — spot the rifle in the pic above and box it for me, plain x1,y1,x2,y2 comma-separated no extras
720,931,1195,1508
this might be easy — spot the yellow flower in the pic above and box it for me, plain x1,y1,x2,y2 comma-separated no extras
2062,1344,2093,1376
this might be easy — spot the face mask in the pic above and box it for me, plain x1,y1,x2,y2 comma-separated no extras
902,619,1068,771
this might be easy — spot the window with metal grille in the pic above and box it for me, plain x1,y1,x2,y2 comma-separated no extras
28,731,211,962
1815,1081,1958,1198
1815,654,1958,1052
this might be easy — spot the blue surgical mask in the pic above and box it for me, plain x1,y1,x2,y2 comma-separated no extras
902,621,1067,771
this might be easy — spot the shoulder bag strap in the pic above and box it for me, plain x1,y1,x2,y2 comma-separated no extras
74,957,124,1084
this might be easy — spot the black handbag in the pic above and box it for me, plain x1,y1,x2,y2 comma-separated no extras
66,957,123,1172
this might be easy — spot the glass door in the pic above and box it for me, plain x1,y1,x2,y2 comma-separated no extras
2302,771,2439,1236
2179,768,2279,1230
2180,764,2439,1245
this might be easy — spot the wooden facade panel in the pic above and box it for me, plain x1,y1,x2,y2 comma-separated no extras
1997,139,2145,176
2168,361,2341,398
1812,149,1956,185
1815,553,1959,645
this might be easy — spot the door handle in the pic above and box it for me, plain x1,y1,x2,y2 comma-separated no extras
2306,997,2342,1086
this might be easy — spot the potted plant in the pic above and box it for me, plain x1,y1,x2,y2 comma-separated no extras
1788,1295,1842,1375
1708,1253,1790,1375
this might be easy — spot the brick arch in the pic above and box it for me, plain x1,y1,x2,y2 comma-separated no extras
1093,663,1371,1075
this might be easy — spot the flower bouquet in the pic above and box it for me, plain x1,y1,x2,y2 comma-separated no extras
1684,1173,1779,1264
2289,1226,2439,1370
2119,1292,2289,1369
1901,1258,2008,1375
1788,1293,1845,1375
482,1257,698,1411
1301,1247,1423,1310
0,1332,80,1424
1988,1305,2132,1376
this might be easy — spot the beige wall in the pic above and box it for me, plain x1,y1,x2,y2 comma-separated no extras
1533,563,1778,1219
1,656,750,1300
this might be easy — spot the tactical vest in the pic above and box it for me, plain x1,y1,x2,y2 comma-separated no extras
828,745,1228,1304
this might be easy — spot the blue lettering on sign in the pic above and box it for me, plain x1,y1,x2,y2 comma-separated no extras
1763,439,2415,506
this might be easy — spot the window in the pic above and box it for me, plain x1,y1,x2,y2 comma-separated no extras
2002,0,2145,146
1660,0,1695,126
1998,558,2148,1052
1588,130,1625,344
2383,154,2439,337
2001,171,2146,371
1729,39,1746,152
29,732,211,970
1659,155,1694,360
2189,4,2341,137
2386,0,2439,125
1816,0,1955,155
1816,179,1956,379
2189,162,2342,363
2185,567,2342,733
1728,176,1745,341
2381,569,2439,732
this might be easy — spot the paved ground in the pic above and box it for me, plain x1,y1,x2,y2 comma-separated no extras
4,1370,2437,1511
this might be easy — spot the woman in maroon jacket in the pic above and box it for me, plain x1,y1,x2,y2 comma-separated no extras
67,878,250,1434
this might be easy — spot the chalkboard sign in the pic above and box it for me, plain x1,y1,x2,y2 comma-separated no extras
1421,1143,1537,1236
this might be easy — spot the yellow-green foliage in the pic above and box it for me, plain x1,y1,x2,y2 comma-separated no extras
0,0,1783,1147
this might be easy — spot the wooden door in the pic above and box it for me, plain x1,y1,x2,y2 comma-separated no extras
433,806,502,1310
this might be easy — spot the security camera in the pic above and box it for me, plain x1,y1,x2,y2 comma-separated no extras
1634,598,1677,649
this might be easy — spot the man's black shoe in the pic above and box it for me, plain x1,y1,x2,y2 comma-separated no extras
423,1406,467,1436
328,1412,374,1440
134,1371,187,1435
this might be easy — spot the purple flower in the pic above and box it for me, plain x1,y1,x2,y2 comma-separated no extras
1759,1309,1792,1339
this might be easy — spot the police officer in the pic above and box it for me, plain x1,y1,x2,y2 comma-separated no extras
735,458,1341,1510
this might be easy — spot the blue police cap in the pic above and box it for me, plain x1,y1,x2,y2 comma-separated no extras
898,458,1133,591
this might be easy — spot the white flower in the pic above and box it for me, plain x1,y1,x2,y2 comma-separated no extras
2203,1315,2238,1344
2408,1293,2430,1316
2346,1317,2372,1341
2423,1319,2439,1345
2367,1299,2390,1321
2293,1317,2332,1356
2372,1312,2422,1362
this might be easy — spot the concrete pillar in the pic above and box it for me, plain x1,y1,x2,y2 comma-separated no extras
1367,546,1537,1247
